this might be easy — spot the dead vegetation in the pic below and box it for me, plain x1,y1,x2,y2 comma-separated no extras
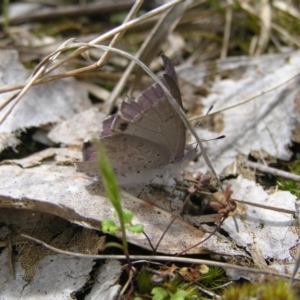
1,0,300,299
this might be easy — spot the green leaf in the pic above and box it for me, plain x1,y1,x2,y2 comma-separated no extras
127,224,144,233
96,142,129,254
151,287,169,300
122,209,133,224
170,290,189,300
113,209,133,224
101,219,120,234
96,142,122,214
104,242,124,250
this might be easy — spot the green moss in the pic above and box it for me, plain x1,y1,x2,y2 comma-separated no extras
277,157,300,198
222,279,297,300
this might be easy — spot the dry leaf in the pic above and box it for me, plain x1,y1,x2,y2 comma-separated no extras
0,163,208,255
0,50,91,152
181,51,300,175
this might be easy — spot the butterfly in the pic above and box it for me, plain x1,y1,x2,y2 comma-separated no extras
75,55,187,187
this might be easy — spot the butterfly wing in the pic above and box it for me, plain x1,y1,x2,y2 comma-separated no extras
76,56,186,185
76,132,173,185
108,56,185,164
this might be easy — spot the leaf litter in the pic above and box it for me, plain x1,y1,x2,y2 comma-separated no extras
0,50,92,152
1,0,300,298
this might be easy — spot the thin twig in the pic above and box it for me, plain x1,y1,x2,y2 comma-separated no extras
21,233,296,280
197,285,223,300
43,0,185,77
0,1,185,126
247,161,300,183
8,237,15,279
239,1,300,49
189,69,300,121
0,65,46,124
176,217,228,256
154,193,191,253
255,0,271,55
290,249,300,285
235,198,295,215
96,0,143,68
0,1,136,26
0,39,74,124
0,64,96,94
103,0,185,114
220,0,232,60
118,266,135,299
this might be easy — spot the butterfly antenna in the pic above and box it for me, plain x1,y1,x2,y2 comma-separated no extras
204,135,226,142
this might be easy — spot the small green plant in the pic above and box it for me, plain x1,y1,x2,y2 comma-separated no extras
96,142,143,265
136,268,154,294
134,268,202,300
199,266,227,289
102,209,144,235
151,287,190,300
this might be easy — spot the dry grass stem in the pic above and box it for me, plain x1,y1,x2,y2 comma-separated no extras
189,70,300,121
104,1,186,114
21,233,295,281
96,0,143,68
247,161,300,183
44,0,185,77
